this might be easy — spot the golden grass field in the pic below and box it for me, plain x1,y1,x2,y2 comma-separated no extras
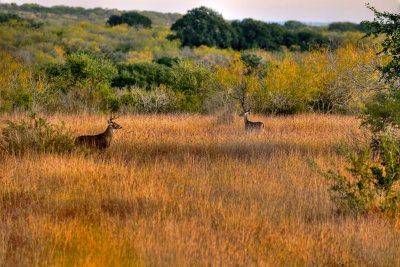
1,113,400,266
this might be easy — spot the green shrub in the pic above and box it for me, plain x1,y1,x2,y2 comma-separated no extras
323,134,400,216
362,90,400,133
112,62,173,89
118,87,178,113
1,117,75,155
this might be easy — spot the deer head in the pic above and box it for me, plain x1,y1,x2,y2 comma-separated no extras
108,115,122,130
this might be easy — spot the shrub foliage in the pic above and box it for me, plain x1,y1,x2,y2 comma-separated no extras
324,136,400,216
1,117,75,155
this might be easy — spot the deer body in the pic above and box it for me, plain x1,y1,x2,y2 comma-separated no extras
75,117,122,149
241,112,264,131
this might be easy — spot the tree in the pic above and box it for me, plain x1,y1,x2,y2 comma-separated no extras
45,53,118,112
107,12,152,28
170,6,235,48
231,19,284,50
363,5,400,86
319,7,400,217
0,13,22,23
328,22,367,32
361,5,400,133
112,62,173,89
294,30,330,51
284,20,307,30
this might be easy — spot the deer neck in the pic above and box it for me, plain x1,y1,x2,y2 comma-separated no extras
103,125,114,137
243,115,249,124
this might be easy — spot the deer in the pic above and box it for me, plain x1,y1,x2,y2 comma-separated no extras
239,111,264,131
75,116,122,149
229,88,264,131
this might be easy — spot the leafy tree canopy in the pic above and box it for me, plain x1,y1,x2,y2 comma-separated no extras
284,20,307,30
46,53,117,91
170,6,235,48
112,62,172,89
328,22,367,32
107,11,152,28
362,5,400,85
231,19,285,50
361,6,400,133
0,13,22,23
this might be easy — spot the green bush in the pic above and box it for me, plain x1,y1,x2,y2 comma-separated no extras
1,117,75,155
362,90,400,133
44,53,118,112
118,87,179,113
323,135,400,216
112,62,173,89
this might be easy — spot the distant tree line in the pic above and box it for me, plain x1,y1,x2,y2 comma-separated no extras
1,3,115,17
0,3,181,26
0,12,43,28
170,7,366,51
0,13,21,23
328,22,367,32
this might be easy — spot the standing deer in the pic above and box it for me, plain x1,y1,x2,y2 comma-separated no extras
239,111,264,131
75,116,122,149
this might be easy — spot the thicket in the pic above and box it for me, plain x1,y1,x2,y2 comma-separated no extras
0,45,381,114
0,117,75,155
324,6,400,217
323,136,400,216
0,13,22,23
0,3,384,115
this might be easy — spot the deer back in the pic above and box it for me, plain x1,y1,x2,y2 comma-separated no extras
75,116,122,150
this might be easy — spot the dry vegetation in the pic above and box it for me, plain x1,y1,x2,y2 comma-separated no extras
0,113,400,266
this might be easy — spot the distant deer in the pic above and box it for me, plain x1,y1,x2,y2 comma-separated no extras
75,116,122,149
239,111,264,131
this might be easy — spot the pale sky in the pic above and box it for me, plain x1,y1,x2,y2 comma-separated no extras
1,0,399,22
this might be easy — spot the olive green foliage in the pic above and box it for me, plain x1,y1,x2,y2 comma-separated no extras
0,11,42,28
0,3,383,115
171,6,235,48
324,135,400,216
362,91,400,133
107,12,152,28
171,7,330,51
62,53,117,89
289,30,330,51
283,20,307,30
231,19,285,50
118,86,181,113
0,3,180,26
362,6,400,133
240,53,263,70
362,5,400,85
1,117,75,155
154,56,179,67
45,53,118,112
322,6,400,218
0,13,22,23
169,60,214,112
328,22,367,32
112,62,173,89
111,60,213,112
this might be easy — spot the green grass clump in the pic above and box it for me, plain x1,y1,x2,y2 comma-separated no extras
1,117,75,155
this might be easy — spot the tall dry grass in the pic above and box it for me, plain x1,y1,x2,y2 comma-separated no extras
0,113,399,266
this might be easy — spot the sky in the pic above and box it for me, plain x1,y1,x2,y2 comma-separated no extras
1,0,399,23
